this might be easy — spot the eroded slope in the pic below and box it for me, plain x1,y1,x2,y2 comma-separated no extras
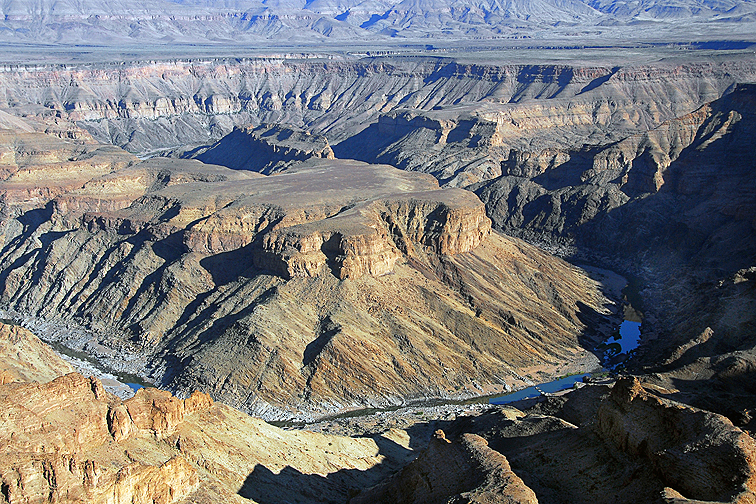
0,131,604,420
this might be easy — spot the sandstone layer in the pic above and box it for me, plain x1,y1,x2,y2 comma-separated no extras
0,131,605,420
2,56,755,157
188,123,335,175
0,322,74,384
0,326,415,504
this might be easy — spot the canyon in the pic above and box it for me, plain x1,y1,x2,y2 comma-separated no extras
0,126,607,420
0,22,755,504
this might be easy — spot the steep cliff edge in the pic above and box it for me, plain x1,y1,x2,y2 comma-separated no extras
0,131,605,420
3,56,755,156
187,123,335,175
0,326,414,504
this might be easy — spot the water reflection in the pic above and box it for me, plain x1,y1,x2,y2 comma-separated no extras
489,373,590,405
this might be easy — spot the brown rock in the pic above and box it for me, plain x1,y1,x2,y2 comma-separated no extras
0,133,602,420
597,377,756,503
351,429,538,504
0,322,76,384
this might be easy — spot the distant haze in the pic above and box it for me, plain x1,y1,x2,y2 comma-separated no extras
1,0,755,48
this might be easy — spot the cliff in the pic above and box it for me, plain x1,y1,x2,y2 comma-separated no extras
0,328,413,504
0,129,604,420
2,56,755,157
189,123,335,175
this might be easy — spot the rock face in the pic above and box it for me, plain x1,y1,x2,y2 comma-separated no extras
0,322,74,384
474,83,756,261
0,129,136,213
0,372,201,504
597,378,756,503
334,59,756,186
189,123,335,175
0,345,411,504
3,56,756,157
352,429,539,504
432,379,756,504
0,131,603,420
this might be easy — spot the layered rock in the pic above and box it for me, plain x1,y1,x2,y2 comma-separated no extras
334,59,756,186
351,429,538,504
0,365,408,504
189,123,335,175
0,129,136,213
0,130,604,420
0,321,74,384
2,56,755,156
597,378,756,503
0,372,201,504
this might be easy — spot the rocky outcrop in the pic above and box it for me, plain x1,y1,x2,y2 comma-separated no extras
190,123,335,175
0,322,74,384
351,429,538,504
597,378,756,503
0,365,407,504
3,56,755,157
0,129,136,214
0,372,201,504
0,130,603,420
334,60,756,186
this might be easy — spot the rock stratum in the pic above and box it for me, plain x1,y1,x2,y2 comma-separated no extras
3,55,756,157
0,128,604,420
0,322,415,504
5,321,756,504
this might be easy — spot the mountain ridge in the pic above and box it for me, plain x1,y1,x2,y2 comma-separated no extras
2,0,755,45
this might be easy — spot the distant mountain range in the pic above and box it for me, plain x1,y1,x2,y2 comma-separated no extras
1,0,755,46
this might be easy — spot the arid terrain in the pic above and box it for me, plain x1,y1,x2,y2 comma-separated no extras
1,1,756,501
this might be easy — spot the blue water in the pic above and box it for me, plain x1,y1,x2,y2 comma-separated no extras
489,315,643,405
616,320,641,353
127,383,145,392
489,373,591,405
599,319,641,367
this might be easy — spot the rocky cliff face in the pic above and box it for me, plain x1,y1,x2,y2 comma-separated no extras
188,123,335,175
435,377,756,504
597,377,756,503
3,56,755,157
0,372,201,504
471,84,756,377
334,58,756,186
352,429,539,504
0,324,414,504
0,130,604,420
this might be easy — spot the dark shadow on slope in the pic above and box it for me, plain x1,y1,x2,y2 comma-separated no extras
199,242,259,286
302,316,340,367
331,122,393,163
578,67,619,95
238,433,414,504
530,153,593,191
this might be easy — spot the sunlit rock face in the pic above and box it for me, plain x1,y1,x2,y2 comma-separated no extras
0,129,602,420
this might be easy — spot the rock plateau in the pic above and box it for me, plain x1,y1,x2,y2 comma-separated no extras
0,129,604,420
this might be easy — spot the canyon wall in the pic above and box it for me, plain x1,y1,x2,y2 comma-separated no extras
0,130,604,420
3,56,755,158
